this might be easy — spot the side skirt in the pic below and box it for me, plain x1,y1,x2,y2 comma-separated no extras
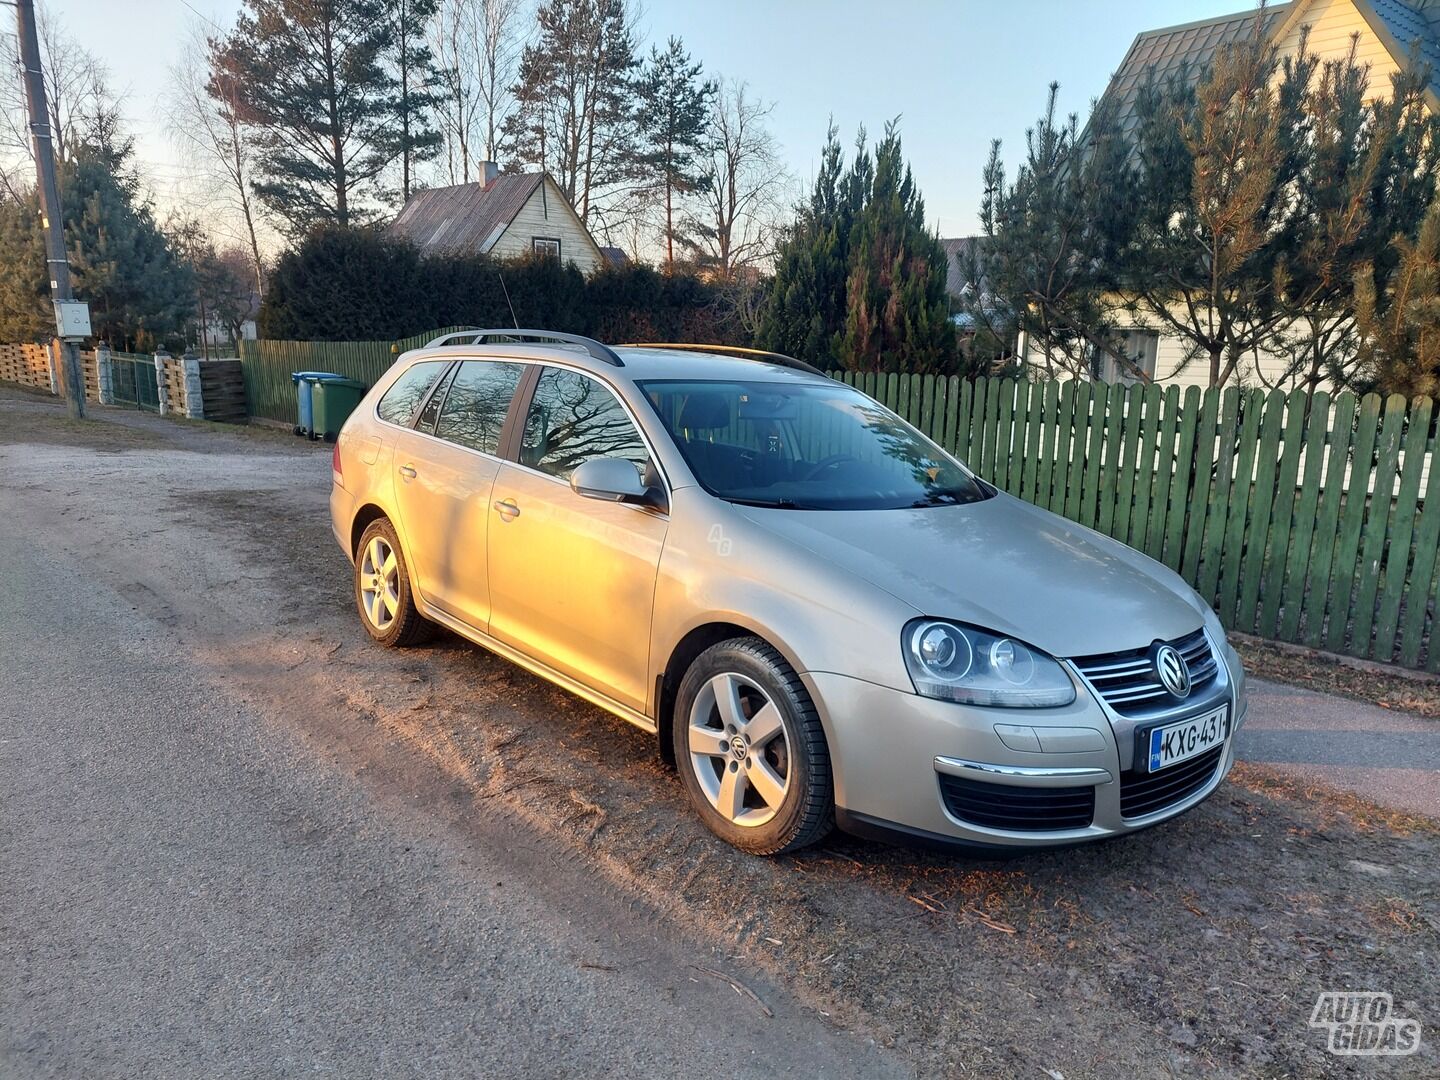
418,601,660,736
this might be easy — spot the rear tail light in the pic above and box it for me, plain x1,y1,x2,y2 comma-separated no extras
332,440,343,485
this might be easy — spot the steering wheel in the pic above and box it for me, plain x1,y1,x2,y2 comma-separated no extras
803,454,859,481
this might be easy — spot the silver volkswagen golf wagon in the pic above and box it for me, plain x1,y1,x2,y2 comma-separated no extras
330,329,1247,855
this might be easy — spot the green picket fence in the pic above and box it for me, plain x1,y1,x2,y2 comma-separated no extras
836,372,1440,672
239,326,470,424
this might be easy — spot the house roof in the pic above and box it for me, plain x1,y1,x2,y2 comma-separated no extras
1101,5,1292,136
939,236,988,299
1334,0,1440,106
598,245,630,267
387,173,545,257
1100,1,1440,133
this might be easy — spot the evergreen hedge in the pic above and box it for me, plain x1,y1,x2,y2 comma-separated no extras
258,226,745,345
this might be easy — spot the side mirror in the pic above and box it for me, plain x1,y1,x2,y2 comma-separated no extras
570,457,652,504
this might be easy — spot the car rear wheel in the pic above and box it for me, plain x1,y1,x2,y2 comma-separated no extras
354,518,434,647
672,638,833,855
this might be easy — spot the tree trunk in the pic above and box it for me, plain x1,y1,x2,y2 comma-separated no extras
1209,345,1223,388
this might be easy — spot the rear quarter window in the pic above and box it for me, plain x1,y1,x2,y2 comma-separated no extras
376,361,448,426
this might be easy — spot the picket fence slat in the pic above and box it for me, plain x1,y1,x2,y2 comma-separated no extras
1375,397,1432,660
1351,396,1408,656
1326,395,1382,652
1235,390,1286,632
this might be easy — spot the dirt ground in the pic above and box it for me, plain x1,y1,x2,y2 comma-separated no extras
4,389,1437,1079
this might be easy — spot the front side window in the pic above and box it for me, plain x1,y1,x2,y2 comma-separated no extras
376,360,448,426
433,360,525,454
638,379,990,511
532,237,561,259
520,367,649,480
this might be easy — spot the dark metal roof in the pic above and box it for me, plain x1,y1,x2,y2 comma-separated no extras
1349,0,1440,106
386,174,545,257
1100,5,1292,135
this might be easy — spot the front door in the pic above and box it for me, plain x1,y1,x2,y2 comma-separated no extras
391,359,525,629
486,366,667,712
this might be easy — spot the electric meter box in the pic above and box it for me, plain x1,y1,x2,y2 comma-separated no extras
54,300,91,339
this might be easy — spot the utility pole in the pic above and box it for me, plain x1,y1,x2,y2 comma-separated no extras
16,0,87,419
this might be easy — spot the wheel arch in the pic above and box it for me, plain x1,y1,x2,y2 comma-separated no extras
350,502,391,558
655,619,805,766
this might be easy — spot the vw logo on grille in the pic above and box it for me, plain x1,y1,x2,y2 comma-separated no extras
1155,644,1192,698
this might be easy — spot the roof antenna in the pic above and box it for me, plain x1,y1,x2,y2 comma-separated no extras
498,271,520,330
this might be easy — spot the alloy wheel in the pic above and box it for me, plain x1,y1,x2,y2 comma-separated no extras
359,535,400,632
685,672,792,827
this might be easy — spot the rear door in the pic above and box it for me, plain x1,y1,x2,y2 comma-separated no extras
390,358,527,629
486,365,668,712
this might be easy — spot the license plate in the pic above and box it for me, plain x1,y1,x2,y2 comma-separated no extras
1146,706,1228,772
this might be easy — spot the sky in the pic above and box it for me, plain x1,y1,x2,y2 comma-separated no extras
52,0,1257,243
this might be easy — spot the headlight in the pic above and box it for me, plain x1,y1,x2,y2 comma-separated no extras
902,620,1075,707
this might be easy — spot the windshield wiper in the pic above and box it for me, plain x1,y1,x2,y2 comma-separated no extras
728,496,801,509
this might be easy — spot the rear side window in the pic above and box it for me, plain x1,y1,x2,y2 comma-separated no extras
433,360,525,455
376,360,447,426
520,366,649,480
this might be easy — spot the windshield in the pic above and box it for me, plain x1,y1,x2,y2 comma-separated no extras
637,379,990,511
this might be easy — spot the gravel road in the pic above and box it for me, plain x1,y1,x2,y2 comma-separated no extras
2,387,1437,1079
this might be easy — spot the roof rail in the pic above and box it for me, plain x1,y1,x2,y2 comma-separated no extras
617,342,827,377
424,327,624,367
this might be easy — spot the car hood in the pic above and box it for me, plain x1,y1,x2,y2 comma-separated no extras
735,492,1205,659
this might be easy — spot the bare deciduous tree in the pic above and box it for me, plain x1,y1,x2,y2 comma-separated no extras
681,80,788,277
431,0,526,184
164,23,267,299
0,3,118,181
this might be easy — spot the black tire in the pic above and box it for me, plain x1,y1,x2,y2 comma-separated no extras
672,637,833,855
354,517,435,647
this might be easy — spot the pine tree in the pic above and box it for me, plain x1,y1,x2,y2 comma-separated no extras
756,124,869,366
0,139,194,349
636,37,714,270
63,145,194,349
503,0,641,232
1355,194,1440,398
211,0,399,235
1123,17,1292,387
0,195,49,341
840,122,955,373
974,85,1137,379
385,0,444,200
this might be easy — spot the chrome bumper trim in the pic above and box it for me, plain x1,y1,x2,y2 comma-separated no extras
933,756,1113,788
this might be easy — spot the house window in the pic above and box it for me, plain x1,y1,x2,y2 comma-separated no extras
532,237,561,259
1098,329,1159,383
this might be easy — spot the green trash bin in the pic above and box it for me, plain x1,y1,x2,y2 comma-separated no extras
310,377,368,443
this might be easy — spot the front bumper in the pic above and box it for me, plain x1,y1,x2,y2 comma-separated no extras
803,641,1245,851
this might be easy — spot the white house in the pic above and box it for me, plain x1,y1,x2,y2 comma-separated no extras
386,162,609,274
1017,0,1440,390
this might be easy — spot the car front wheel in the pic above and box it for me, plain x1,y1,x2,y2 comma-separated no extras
672,638,833,855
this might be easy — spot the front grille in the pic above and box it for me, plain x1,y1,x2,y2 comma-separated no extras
938,774,1095,832
1070,628,1217,716
1119,745,1224,818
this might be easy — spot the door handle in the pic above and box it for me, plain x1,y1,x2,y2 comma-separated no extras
399,465,417,479
492,498,520,520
